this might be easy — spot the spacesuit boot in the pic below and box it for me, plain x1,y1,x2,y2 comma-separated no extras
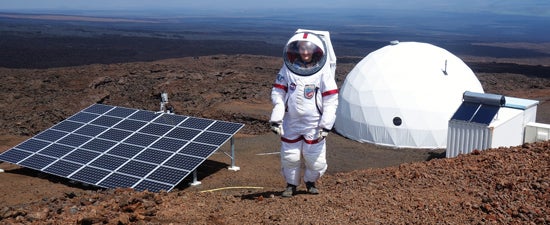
282,183,297,197
305,181,319,194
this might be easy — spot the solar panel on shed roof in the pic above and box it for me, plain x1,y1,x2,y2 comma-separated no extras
0,104,244,192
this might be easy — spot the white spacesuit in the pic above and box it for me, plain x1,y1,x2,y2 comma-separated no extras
270,29,338,197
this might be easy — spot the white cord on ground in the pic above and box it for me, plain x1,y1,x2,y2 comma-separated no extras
256,152,280,156
199,186,263,193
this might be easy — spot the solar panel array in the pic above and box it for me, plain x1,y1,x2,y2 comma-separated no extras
0,104,244,192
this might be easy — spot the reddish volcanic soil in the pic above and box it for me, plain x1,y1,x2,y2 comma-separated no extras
1,54,549,224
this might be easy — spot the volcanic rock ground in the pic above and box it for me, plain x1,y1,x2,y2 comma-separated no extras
0,53,549,224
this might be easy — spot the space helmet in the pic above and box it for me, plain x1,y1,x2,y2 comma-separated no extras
283,32,327,76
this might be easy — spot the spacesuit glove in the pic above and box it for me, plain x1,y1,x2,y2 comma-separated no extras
270,122,284,136
318,128,330,140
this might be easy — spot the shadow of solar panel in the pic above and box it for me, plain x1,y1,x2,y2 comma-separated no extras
90,154,127,170
81,138,117,153
35,130,68,142
0,103,244,192
75,124,108,137
44,160,83,177
134,180,172,192
39,144,75,157
99,173,141,189
20,154,56,170
180,117,213,129
0,149,32,163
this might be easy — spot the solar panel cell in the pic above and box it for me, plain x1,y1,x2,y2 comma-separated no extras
90,154,127,170
107,143,144,158
99,173,141,189
81,138,117,153
147,166,187,184
52,121,84,132
62,149,100,164
124,133,159,146
164,154,203,171
68,112,99,123
0,149,32,163
195,131,231,146
151,138,187,152
180,142,217,158
166,127,201,141
140,123,173,136
181,117,213,129
84,104,113,114
117,160,157,177
114,120,147,131
16,139,50,152
70,167,110,184
99,128,132,142
135,148,173,164
106,107,136,118
44,160,83,177
20,154,56,170
75,124,108,137
91,115,122,127
58,134,90,147
39,144,75,157
208,121,243,134
35,130,68,142
134,180,172,192
129,110,159,122
154,114,186,126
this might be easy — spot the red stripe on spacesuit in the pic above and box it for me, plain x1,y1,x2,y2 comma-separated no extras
303,33,308,39
281,136,322,144
321,89,339,97
273,84,288,92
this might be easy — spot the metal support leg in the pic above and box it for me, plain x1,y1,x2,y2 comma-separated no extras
227,137,240,171
189,169,201,186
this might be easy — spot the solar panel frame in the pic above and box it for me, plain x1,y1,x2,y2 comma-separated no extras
0,103,244,192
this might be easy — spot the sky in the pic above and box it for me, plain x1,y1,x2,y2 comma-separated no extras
1,0,549,17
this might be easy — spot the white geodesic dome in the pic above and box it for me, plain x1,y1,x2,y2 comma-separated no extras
334,41,484,149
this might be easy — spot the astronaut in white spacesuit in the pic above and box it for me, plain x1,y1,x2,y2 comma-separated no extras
270,30,338,197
